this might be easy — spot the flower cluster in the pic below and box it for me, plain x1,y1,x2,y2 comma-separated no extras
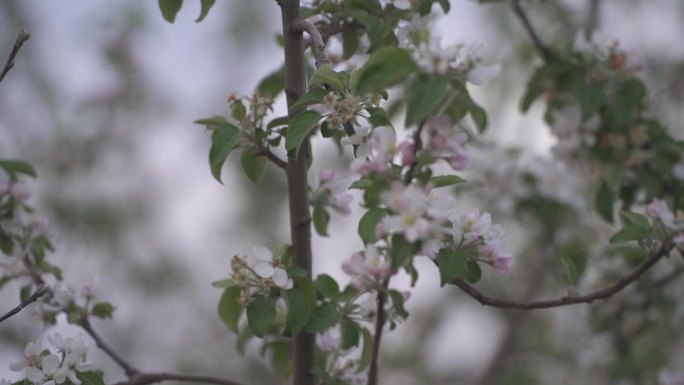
229,245,293,305
424,115,470,171
351,126,413,176
379,183,453,243
37,281,97,323
316,328,365,385
311,168,353,215
322,91,363,130
8,333,92,385
414,37,501,85
342,244,392,290
452,209,513,274
645,199,684,248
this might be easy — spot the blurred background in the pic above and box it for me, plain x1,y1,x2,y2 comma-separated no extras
1,1,683,384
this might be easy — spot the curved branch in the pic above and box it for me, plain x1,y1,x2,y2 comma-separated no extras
0,284,49,323
510,0,551,61
79,316,141,378
291,19,329,69
113,372,248,385
0,29,30,84
453,242,673,309
254,144,287,170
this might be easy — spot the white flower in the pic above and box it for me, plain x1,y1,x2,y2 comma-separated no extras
467,62,501,85
312,169,354,215
454,209,493,241
247,246,292,289
26,355,67,385
341,245,392,290
10,340,43,371
645,199,676,229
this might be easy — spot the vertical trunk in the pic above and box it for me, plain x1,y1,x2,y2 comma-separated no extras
279,2,314,385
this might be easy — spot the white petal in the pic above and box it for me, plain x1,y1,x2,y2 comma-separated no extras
252,245,272,262
272,268,290,288
467,63,501,85
254,262,274,278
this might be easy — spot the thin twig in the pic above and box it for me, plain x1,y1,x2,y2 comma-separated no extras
79,315,141,378
255,144,287,170
0,284,49,323
291,19,330,69
452,243,672,309
0,29,31,84
113,372,248,385
510,0,551,61
367,278,389,385
403,121,426,184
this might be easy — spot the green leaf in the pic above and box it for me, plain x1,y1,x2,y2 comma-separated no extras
257,67,285,98
358,327,373,372
194,115,227,127
195,0,215,22
365,107,392,127
294,276,318,307
388,290,408,319
315,274,340,301
270,340,292,377
621,211,651,230
158,0,183,23
90,302,116,319
596,181,614,222
468,101,488,133
291,88,328,113
465,261,481,283
75,371,106,385
437,248,467,286
211,278,235,288
285,110,321,155
561,257,578,286
239,149,268,184
209,123,241,184
305,303,340,333
405,74,448,127
609,224,650,244
217,286,243,333
310,64,345,91
418,0,450,14
342,29,359,59
284,288,312,336
358,208,387,244
312,207,330,237
572,76,604,120
267,116,289,130
231,102,247,121
355,47,417,94
246,295,276,338
430,175,466,188
340,319,360,349
390,234,418,269
0,160,37,178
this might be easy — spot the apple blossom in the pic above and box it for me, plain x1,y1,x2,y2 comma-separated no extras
645,199,675,229
311,168,353,215
26,354,68,385
342,245,392,290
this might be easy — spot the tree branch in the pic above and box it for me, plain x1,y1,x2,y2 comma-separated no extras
254,144,287,170
291,19,330,69
113,372,249,385
452,242,673,309
367,279,390,385
79,315,141,378
510,0,551,61
280,2,315,385
0,29,30,84
0,284,49,324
